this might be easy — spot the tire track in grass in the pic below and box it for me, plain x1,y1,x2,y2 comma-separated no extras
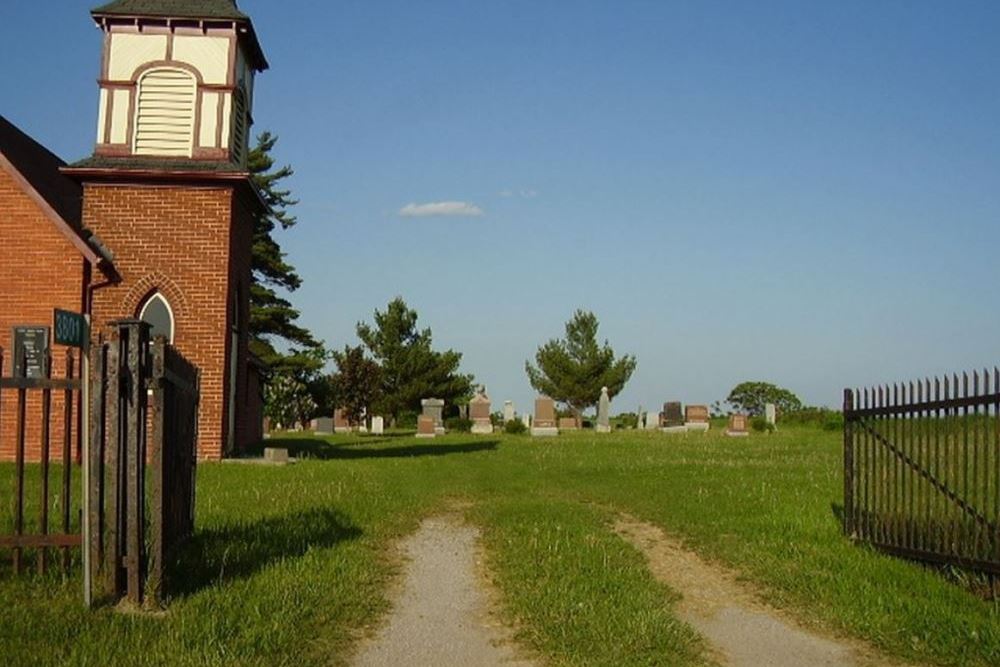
616,516,918,667
352,515,535,667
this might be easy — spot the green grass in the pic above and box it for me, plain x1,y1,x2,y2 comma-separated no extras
0,427,997,666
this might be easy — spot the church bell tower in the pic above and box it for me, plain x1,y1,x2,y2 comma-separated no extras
62,0,270,459
90,0,268,165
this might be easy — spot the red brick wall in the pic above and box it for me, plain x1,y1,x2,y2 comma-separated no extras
0,167,85,462
83,181,253,460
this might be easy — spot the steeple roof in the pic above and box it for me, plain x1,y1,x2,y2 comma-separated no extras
91,0,268,71
91,0,248,21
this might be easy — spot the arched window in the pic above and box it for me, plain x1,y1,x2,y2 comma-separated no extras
139,292,175,343
133,67,197,157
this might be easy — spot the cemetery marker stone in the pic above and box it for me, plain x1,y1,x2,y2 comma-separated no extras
531,397,559,437
416,415,436,438
685,405,711,432
596,387,611,433
470,389,493,434
727,414,750,437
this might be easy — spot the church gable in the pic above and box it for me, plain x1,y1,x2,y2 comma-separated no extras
0,116,109,268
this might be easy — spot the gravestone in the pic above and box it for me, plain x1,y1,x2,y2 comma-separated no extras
312,417,334,435
636,405,644,430
470,390,493,435
531,397,559,437
264,447,289,465
727,414,750,437
685,405,711,432
416,415,436,438
458,404,469,420
371,416,385,435
596,387,611,433
765,403,777,429
421,398,446,435
558,417,578,431
644,411,660,430
334,408,351,432
503,401,515,423
660,402,686,434
521,413,531,429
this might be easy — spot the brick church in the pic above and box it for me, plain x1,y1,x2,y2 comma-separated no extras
0,0,269,460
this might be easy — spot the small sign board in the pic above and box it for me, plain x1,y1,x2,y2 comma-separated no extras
54,309,88,348
12,326,49,379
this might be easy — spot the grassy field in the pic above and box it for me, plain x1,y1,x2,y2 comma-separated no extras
0,426,998,666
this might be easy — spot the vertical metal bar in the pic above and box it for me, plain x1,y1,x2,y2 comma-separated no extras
962,373,970,559
933,377,941,554
972,371,980,559
994,368,999,563
843,388,854,538
13,346,27,574
61,351,74,573
873,385,887,544
907,381,915,551
38,351,52,575
863,387,871,541
891,384,906,546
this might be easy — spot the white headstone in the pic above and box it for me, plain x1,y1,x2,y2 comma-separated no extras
503,400,515,423
644,411,659,430
596,387,611,433
521,413,531,429
371,416,385,435
765,403,777,426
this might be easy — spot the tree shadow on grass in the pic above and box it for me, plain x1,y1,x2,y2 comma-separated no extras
168,507,362,598
261,438,499,460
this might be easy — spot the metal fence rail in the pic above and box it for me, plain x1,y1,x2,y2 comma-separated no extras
0,348,81,575
843,368,1000,575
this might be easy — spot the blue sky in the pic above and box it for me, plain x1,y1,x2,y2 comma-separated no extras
3,1,999,413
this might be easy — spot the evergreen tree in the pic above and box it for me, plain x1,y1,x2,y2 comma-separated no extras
526,310,637,422
356,297,473,422
247,131,320,369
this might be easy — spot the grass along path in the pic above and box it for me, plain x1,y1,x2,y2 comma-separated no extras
0,428,997,666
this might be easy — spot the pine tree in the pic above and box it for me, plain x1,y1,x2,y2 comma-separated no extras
247,131,320,370
526,310,637,422
356,298,473,422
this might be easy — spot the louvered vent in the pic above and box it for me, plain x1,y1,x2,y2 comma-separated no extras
231,89,248,165
133,69,196,157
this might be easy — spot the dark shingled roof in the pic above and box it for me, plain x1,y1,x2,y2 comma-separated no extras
91,0,248,20
0,115,82,229
68,155,246,174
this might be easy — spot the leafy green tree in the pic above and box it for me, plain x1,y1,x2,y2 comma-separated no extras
330,345,383,427
726,382,802,416
264,374,315,430
525,310,637,423
356,297,474,422
263,346,332,428
247,131,320,369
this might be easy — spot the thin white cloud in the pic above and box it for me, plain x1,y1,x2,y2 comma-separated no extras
399,201,485,218
499,188,539,199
